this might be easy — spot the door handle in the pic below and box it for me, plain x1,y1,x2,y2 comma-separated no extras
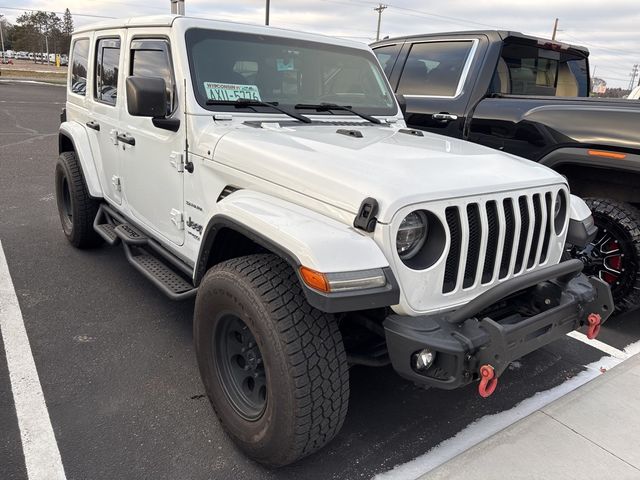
432,113,459,122
86,121,100,131
116,133,136,146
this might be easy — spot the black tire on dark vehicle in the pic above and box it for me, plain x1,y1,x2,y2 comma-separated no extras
55,151,103,248
194,254,350,467
577,198,640,313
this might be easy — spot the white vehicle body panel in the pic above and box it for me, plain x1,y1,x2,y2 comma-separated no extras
212,190,390,273
569,194,592,222
210,123,564,223
59,121,103,198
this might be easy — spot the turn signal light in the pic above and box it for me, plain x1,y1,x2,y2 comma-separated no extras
299,267,330,293
299,267,387,293
588,150,626,160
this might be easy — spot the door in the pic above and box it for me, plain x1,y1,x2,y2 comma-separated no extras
87,33,125,204
389,40,478,138
119,36,185,246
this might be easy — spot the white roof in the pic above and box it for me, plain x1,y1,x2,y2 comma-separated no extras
72,15,368,50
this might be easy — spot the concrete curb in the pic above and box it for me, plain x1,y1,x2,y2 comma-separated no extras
420,354,640,479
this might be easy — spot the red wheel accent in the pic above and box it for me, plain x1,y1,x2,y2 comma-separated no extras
587,313,602,340
478,364,498,398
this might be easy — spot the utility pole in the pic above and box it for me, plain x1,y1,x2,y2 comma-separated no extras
170,0,185,15
629,64,639,91
551,18,559,41
265,0,270,25
374,4,387,42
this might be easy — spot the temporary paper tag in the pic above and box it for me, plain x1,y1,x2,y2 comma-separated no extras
204,82,261,101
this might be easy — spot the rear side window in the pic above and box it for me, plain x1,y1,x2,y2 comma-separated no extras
95,38,121,106
70,39,89,96
398,41,474,97
130,39,176,115
496,42,590,97
373,44,401,76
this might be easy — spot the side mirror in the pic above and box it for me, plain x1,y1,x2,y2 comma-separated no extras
126,76,167,117
395,93,407,116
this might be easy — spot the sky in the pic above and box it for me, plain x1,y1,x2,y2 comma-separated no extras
1,0,638,88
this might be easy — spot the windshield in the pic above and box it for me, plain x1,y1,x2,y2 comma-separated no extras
186,28,397,116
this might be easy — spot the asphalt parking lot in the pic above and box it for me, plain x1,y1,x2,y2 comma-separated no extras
1,80,640,480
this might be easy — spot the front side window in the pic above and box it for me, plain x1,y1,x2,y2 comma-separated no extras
186,28,396,116
70,39,89,96
130,39,176,115
398,41,474,97
95,38,121,106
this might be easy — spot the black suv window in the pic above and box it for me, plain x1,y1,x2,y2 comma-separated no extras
70,39,89,96
95,38,121,106
373,44,401,76
496,42,589,97
130,39,176,115
398,41,474,97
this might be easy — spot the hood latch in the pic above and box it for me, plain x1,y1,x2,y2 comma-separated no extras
353,197,379,233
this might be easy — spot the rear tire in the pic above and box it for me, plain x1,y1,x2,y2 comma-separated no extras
574,198,640,313
194,254,349,467
55,151,102,248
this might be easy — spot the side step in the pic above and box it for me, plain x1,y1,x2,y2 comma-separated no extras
95,223,120,246
93,204,197,301
124,245,196,300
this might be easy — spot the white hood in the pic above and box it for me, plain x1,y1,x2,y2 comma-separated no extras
211,123,566,223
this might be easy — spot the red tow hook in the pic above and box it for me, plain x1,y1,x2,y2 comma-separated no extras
586,313,602,340
478,364,498,398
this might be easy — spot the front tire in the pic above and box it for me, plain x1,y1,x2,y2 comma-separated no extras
571,198,640,313
55,151,102,248
194,254,349,466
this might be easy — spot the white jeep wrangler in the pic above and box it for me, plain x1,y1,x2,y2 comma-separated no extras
56,15,612,466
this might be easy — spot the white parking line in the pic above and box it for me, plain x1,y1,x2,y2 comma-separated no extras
566,331,628,359
0,241,67,480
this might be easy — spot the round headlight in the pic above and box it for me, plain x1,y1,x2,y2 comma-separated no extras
554,191,567,233
397,211,428,260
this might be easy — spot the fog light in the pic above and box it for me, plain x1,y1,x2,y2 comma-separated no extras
413,348,436,371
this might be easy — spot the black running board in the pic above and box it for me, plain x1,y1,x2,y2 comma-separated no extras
93,204,197,301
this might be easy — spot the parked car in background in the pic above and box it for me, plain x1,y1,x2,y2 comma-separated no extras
372,30,640,312
629,86,640,100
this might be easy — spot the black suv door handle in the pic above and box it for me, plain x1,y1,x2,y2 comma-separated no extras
432,113,459,122
116,133,136,146
86,121,100,131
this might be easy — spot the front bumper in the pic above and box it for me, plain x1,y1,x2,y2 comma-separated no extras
384,260,613,390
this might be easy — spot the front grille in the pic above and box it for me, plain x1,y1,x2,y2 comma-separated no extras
442,190,557,294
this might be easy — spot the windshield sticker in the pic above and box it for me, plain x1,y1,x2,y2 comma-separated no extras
204,82,261,102
276,58,295,71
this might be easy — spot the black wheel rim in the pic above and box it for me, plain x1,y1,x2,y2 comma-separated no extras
214,314,267,421
59,174,73,231
569,217,637,303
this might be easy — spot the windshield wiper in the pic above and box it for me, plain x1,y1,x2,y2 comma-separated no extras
205,98,311,123
293,103,382,124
